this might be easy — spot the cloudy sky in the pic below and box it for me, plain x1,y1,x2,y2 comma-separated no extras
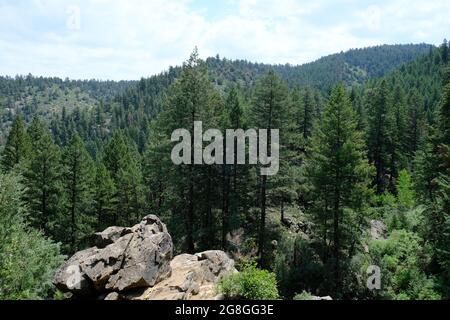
0,0,449,80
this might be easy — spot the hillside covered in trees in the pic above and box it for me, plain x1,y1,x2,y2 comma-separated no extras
1,41,449,300
0,44,431,149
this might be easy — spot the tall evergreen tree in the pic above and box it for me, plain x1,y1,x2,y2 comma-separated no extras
387,86,407,184
154,49,223,252
24,131,61,237
368,80,391,194
1,116,31,171
27,117,46,144
441,39,448,64
93,162,116,230
61,134,94,252
407,92,426,158
299,87,315,140
250,70,289,266
102,131,143,226
306,84,373,297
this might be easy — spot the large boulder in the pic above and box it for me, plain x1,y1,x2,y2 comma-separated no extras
54,215,173,296
131,250,236,300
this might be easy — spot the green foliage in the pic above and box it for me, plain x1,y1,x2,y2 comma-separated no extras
368,230,440,300
218,262,279,300
250,70,290,265
0,172,64,300
306,84,373,296
0,116,31,171
274,232,324,298
293,291,315,300
93,162,116,230
61,134,95,252
23,130,62,237
396,169,415,209
101,131,144,226
0,44,449,301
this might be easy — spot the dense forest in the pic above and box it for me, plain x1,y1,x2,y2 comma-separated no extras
0,41,449,300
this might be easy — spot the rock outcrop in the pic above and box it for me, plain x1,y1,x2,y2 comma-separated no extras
135,250,235,300
369,219,388,240
53,215,235,300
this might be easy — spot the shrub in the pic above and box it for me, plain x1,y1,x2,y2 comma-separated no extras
293,291,315,300
0,172,65,299
218,262,279,300
368,229,441,300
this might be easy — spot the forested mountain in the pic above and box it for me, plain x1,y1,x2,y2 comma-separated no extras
0,76,134,145
204,43,433,93
0,44,431,148
1,41,449,300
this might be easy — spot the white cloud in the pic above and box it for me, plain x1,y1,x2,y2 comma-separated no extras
0,0,448,80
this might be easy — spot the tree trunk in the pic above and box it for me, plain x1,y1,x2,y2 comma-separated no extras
258,175,267,267
221,164,229,249
187,165,195,253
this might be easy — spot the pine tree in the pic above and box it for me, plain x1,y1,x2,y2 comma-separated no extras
432,73,450,295
93,162,116,230
368,80,391,194
61,134,94,252
441,39,448,64
116,148,144,226
27,117,46,144
387,86,407,184
440,79,450,144
102,131,142,226
306,84,373,297
299,87,315,140
23,131,61,237
1,116,31,171
143,120,171,215
155,48,223,252
250,70,289,266
407,92,425,157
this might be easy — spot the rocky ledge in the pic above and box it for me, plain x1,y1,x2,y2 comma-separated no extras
53,215,236,300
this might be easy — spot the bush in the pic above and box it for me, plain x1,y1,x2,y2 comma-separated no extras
0,172,64,299
368,229,441,300
293,291,315,300
218,262,279,300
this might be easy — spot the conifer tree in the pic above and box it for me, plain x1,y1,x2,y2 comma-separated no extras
61,134,94,252
368,80,391,194
24,131,61,237
156,48,223,252
441,39,448,64
1,116,31,171
93,162,116,230
102,131,143,226
387,86,407,183
306,84,373,297
407,92,426,157
27,117,46,144
250,70,289,266
299,87,315,140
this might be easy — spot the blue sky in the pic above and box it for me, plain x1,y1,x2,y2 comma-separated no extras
0,0,449,80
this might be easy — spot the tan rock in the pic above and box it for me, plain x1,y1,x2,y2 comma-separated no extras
135,250,236,300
